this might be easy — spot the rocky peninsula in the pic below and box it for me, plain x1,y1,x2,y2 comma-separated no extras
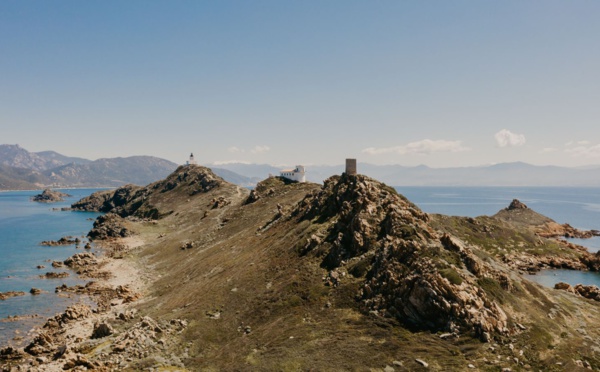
3,165,600,370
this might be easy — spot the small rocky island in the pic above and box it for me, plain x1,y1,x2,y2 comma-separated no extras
31,189,71,203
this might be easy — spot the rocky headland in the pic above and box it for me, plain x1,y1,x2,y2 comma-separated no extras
3,165,600,370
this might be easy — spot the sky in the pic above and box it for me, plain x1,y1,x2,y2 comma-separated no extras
2,1,600,168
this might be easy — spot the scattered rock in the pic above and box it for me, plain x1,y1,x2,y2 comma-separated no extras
415,358,429,367
30,288,43,295
0,291,26,300
40,236,79,246
91,322,114,339
39,272,69,279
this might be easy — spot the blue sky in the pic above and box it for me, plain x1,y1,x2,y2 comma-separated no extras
2,1,600,167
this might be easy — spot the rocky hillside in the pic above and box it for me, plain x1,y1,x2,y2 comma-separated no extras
44,156,179,187
0,144,89,172
0,144,256,189
0,164,45,189
5,166,600,370
0,145,179,189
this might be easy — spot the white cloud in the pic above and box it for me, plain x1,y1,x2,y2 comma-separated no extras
540,147,558,154
565,143,600,158
228,145,271,154
494,129,526,147
212,160,251,165
250,145,270,154
227,146,244,153
362,139,469,155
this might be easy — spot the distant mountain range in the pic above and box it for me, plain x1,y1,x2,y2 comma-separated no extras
2,144,599,189
0,144,260,190
0,145,179,189
209,161,600,187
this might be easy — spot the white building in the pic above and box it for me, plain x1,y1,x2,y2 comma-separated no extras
280,165,306,183
186,153,197,165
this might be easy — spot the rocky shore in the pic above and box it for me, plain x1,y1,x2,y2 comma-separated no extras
0,234,148,371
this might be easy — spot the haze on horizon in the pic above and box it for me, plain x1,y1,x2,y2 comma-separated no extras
2,1,600,168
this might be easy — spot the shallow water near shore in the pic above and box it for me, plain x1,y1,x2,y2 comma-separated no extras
524,269,600,289
0,189,102,346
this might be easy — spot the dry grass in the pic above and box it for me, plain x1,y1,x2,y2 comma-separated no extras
107,177,600,371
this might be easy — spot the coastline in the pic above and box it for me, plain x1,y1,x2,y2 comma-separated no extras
0,187,116,194
0,235,148,370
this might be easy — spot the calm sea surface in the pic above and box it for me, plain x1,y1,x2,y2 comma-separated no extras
396,186,600,288
0,189,101,346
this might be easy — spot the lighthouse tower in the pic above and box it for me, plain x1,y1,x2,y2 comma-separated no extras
186,153,197,166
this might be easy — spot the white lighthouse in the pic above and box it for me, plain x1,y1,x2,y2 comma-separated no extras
186,153,197,166
279,165,306,183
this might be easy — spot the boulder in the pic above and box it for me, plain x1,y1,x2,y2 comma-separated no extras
91,322,114,339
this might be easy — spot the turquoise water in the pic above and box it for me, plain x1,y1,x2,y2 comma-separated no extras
524,269,600,288
0,189,101,346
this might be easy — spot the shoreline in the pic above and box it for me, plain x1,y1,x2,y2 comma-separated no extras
0,235,148,370
0,187,116,193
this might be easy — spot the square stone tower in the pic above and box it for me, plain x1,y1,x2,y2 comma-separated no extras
345,158,357,175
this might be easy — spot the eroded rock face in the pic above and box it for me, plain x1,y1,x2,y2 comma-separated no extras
88,213,132,240
71,185,143,213
292,174,508,340
91,322,114,339
72,165,224,220
507,199,528,210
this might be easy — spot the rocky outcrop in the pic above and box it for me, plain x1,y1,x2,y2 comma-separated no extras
495,199,600,239
537,222,600,239
0,291,26,300
91,322,114,339
293,173,508,340
39,272,69,279
40,236,80,246
64,252,97,268
31,188,71,203
72,165,224,220
506,199,528,210
71,188,126,212
88,213,132,240
555,282,600,301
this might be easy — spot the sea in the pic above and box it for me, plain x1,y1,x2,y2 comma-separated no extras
1,186,600,347
0,189,102,347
